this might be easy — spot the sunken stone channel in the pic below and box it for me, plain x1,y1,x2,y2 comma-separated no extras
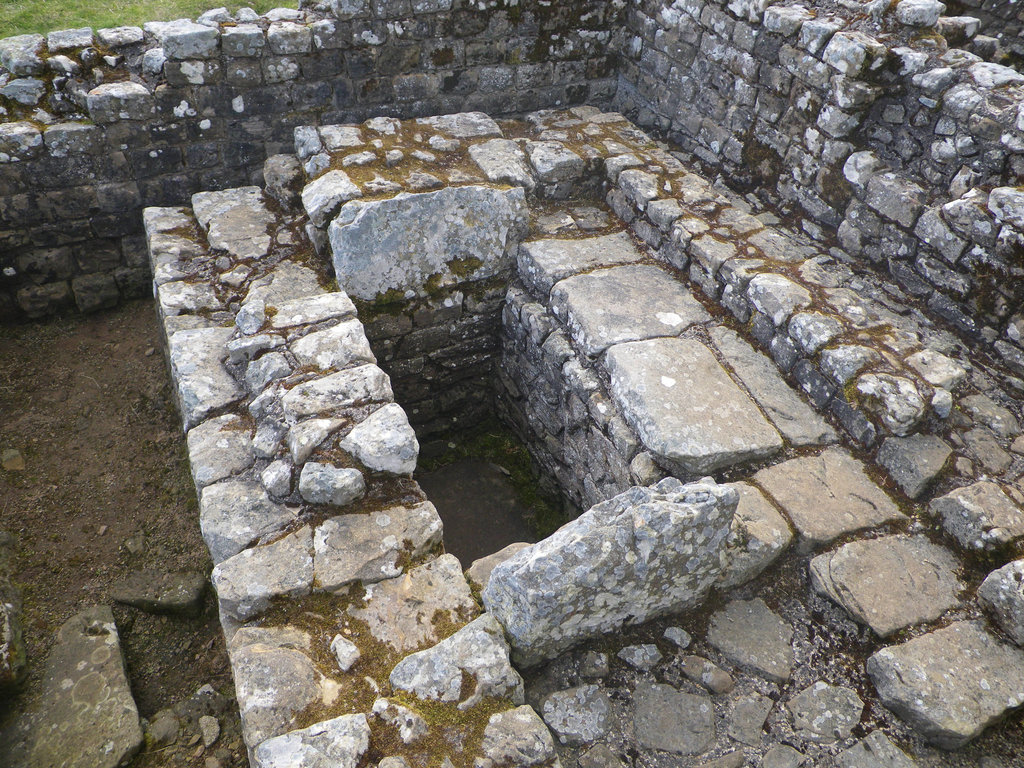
144,106,1024,768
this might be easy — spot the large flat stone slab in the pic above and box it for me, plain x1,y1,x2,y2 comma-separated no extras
718,482,793,589
809,535,962,637
550,264,709,356
710,326,836,447
867,621,1024,748
23,606,142,768
483,478,736,666
754,448,904,547
328,185,527,300
605,338,783,475
517,231,644,295
168,327,244,431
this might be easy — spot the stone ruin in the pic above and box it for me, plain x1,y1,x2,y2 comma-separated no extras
3,1,1024,767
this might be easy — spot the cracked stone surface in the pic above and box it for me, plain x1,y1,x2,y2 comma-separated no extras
754,448,904,546
549,264,709,356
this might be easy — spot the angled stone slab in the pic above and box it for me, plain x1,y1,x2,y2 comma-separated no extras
605,338,783,475
978,559,1024,646
718,482,794,589
313,501,443,590
876,434,951,499
754,448,904,547
348,554,478,654
707,598,794,684
517,231,644,295
483,478,736,666
200,479,296,564
328,185,527,301
810,535,962,637
550,264,709,356
710,326,836,447
168,326,244,431
389,614,524,708
867,621,1024,748
22,607,142,768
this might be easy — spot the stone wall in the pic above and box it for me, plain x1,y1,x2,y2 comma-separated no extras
613,0,1024,378
0,0,621,320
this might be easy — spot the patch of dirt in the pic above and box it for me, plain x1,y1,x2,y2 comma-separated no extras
0,300,246,767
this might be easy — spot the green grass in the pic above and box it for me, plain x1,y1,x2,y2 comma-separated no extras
1,1,295,38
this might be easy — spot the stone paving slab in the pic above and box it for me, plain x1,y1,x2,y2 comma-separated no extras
754,448,904,547
517,231,644,295
811,534,962,637
709,326,836,448
929,480,1024,551
605,337,783,475
706,598,794,684
867,621,1024,748
550,264,709,356
20,606,142,768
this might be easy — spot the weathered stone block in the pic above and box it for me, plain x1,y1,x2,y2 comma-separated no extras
483,478,736,666
328,185,527,300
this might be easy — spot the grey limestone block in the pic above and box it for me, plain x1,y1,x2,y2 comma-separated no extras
328,185,527,301
200,479,296,564
605,337,783,475
978,559,1024,647
809,535,962,637
929,480,1024,551
389,614,524,708
86,82,154,123
154,19,220,60
483,478,737,666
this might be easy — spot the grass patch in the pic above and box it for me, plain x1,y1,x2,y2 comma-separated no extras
1,1,294,38
419,418,572,538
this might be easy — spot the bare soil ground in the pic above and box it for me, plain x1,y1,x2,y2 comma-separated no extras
0,299,245,767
